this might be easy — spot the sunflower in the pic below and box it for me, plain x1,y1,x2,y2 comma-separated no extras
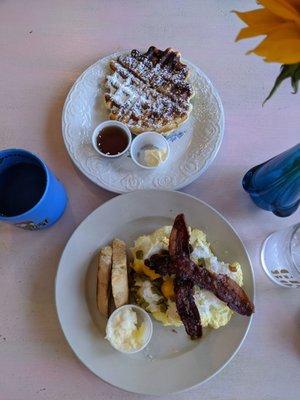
234,0,300,102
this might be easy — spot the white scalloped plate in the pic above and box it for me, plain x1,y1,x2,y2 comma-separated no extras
55,191,254,395
62,51,224,193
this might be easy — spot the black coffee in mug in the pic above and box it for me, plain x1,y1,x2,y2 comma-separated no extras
0,162,46,217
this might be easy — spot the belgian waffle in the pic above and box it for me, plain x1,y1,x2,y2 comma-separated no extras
104,47,194,135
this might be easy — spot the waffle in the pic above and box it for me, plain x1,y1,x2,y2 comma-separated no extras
104,47,194,135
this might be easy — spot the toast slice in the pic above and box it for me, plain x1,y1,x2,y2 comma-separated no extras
96,246,112,317
111,239,128,308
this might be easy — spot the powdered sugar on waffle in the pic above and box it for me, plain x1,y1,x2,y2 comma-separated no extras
104,47,194,133
119,50,191,95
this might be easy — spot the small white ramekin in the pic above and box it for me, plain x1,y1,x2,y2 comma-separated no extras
130,131,170,169
106,304,153,354
92,120,132,158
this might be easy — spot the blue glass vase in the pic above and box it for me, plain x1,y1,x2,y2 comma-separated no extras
242,143,300,217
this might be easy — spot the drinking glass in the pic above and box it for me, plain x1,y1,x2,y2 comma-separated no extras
261,223,300,288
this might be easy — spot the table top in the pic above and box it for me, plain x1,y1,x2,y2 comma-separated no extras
0,1,299,399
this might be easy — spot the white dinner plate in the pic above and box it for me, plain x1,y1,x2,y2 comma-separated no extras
55,190,254,395
62,51,224,193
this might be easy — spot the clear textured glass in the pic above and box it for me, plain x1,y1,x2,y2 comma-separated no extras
261,223,300,288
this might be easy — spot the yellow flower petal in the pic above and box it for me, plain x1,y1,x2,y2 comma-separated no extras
234,8,284,27
235,8,284,40
248,22,300,63
236,24,278,40
257,39,300,63
289,0,300,7
259,0,300,25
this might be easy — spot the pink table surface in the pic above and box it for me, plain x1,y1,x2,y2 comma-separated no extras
0,1,299,399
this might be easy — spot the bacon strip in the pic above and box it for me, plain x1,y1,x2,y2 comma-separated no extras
174,278,202,339
207,273,254,316
179,260,254,316
169,213,190,258
169,214,203,338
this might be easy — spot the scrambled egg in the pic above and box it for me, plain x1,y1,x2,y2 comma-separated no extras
130,226,243,329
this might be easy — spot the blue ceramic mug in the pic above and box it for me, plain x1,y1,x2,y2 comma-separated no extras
0,148,67,230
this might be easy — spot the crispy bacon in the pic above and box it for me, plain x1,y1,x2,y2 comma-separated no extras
207,273,254,316
169,214,203,338
169,213,190,258
170,255,254,315
144,214,254,339
174,278,202,339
